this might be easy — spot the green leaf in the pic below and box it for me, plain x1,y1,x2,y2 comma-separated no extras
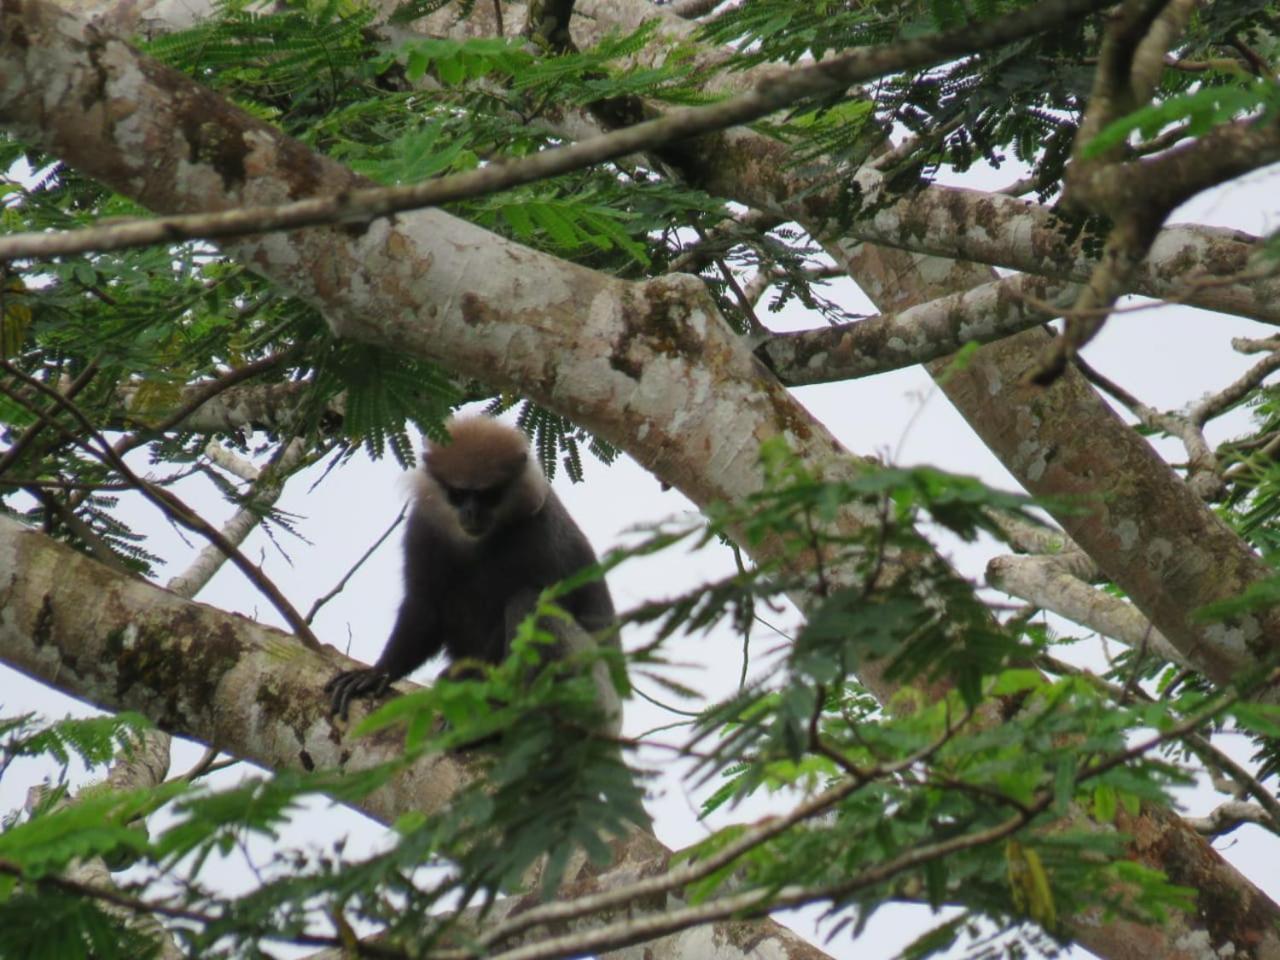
437,54,465,85
989,669,1046,695
529,202,583,248
898,913,966,960
1092,783,1117,822
501,202,535,238
1231,702,1280,738
1084,81,1279,159
0,783,183,876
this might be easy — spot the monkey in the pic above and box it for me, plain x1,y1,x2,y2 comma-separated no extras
325,417,619,730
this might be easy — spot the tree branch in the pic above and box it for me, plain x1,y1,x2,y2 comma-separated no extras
0,0,1113,261
761,274,1080,384
987,553,1191,669
0,362,322,652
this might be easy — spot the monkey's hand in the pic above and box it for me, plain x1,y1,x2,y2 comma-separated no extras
325,668,392,721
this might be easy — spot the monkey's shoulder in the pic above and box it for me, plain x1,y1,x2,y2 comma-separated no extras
486,497,592,569
522,493,601,568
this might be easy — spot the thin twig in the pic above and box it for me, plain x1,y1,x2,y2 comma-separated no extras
1036,653,1280,830
306,505,407,623
477,721,965,952
117,349,299,452
0,477,132,491
0,0,1116,261
0,357,100,477
1190,348,1280,426
0,362,323,651
28,486,128,573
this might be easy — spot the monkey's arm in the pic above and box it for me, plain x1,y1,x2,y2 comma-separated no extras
325,594,442,720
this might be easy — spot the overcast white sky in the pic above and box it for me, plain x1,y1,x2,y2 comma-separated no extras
3,159,1280,959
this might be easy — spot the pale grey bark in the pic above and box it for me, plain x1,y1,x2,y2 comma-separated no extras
0,0,875,542
0,515,834,960
116,380,329,434
762,274,1081,384
0,513,474,823
987,554,1192,669
166,439,309,598
566,0,1280,691
1187,801,1274,836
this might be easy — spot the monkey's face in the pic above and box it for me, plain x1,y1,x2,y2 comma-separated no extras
421,434,539,541
440,483,507,538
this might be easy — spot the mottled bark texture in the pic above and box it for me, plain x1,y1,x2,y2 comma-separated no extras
646,33,1280,693
0,517,837,960
0,515,469,824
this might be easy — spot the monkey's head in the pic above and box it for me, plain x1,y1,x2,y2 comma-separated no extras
420,417,548,539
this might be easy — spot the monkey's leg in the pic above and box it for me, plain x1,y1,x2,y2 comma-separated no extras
504,591,622,738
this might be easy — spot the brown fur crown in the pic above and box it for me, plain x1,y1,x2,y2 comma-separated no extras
423,417,533,490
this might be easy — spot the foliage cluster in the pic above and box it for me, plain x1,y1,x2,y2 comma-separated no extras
0,0,725,564
6,452,1277,959
3,0,1280,563
701,0,1280,196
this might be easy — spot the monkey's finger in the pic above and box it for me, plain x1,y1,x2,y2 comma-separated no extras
323,671,361,696
326,670,392,720
334,680,364,721
326,672,361,719
329,683,348,720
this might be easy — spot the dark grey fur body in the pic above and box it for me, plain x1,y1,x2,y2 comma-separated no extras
379,488,615,680
325,417,616,721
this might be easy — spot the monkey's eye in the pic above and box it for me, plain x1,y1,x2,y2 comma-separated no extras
474,487,505,509
438,481,508,514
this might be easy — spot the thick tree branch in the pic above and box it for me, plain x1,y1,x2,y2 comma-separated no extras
667,0,720,19
115,380,335,434
1028,0,1267,381
414,0,1280,332
0,360,323,653
603,0,1280,695
10,525,1274,960
761,274,1080,384
1187,801,1276,837
0,0,881,566
837,168,1280,326
986,553,1191,669
0,513,514,825
0,516,835,960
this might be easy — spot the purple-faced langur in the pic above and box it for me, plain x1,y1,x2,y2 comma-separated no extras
325,417,619,731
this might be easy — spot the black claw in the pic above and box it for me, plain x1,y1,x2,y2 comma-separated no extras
325,669,392,721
